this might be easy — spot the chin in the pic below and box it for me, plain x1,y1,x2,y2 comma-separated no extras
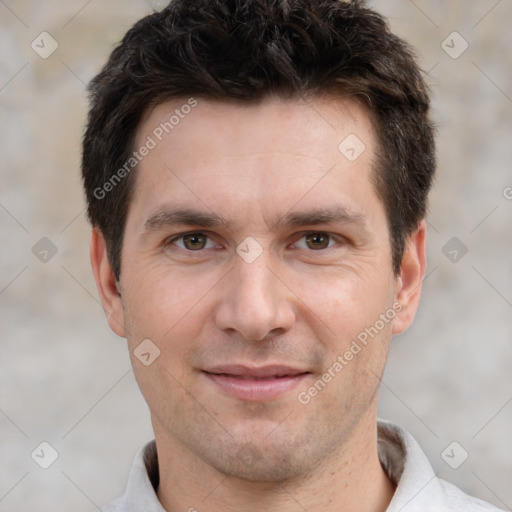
215,453,307,483
195,433,320,483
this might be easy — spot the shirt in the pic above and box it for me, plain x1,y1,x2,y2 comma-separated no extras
99,419,505,511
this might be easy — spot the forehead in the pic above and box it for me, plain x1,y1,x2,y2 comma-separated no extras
136,95,375,158
128,96,382,231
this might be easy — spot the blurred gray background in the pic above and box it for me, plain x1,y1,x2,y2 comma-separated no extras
1,1,511,510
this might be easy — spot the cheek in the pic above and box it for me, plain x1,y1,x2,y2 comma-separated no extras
301,266,392,341
122,264,218,339
122,273,207,406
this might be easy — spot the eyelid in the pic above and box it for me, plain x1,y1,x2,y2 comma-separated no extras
164,229,347,252
290,231,345,250
166,230,217,250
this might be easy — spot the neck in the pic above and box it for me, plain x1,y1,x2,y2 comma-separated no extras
155,414,395,512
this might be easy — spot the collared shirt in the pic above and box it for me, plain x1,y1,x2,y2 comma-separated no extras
99,419,504,511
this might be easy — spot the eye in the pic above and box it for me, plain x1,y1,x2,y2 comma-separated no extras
169,232,216,251
293,232,337,250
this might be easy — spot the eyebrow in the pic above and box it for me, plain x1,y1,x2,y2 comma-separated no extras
273,206,369,231
142,207,230,233
141,205,369,234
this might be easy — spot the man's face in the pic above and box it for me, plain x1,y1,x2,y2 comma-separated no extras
94,97,422,481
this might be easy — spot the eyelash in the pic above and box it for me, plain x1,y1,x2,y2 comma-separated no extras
167,232,219,251
165,231,343,252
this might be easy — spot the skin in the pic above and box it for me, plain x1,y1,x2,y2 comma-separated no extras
91,96,426,512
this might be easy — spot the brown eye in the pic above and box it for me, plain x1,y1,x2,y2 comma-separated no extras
182,233,208,250
304,232,332,250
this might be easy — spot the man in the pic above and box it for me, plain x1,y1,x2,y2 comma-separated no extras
82,0,503,510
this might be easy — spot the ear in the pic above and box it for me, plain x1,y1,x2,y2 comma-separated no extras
392,220,427,335
89,228,126,338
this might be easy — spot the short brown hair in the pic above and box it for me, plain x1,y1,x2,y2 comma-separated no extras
82,0,435,280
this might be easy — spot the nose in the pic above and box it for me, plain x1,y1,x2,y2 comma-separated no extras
214,253,296,341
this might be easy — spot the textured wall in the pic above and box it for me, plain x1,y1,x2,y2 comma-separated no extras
1,1,511,510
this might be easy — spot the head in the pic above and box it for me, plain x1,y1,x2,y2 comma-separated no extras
84,0,434,483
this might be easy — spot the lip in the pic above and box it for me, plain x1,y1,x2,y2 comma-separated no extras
202,364,310,401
